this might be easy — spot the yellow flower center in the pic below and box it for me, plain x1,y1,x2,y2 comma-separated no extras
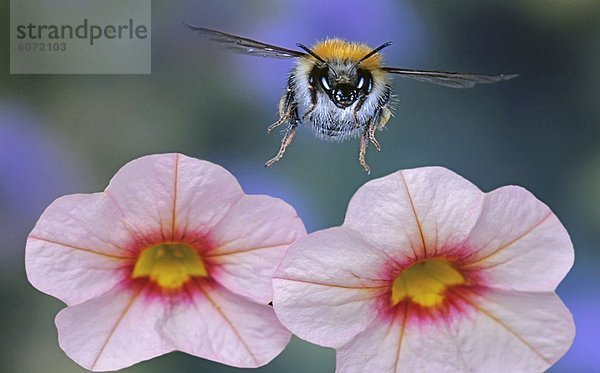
132,243,208,289
391,259,465,308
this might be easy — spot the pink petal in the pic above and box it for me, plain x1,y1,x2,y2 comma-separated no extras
106,154,243,241
336,289,574,372
26,194,133,305
446,289,575,371
344,167,483,260
171,154,245,235
273,227,390,348
56,286,174,371
206,195,306,303
336,303,477,372
162,282,291,368
463,186,574,291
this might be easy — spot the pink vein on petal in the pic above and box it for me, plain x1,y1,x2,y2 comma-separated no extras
350,272,390,285
205,242,290,258
195,281,259,365
273,277,390,291
467,255,517,271
464,212,553,267
60,210,131,254
90,286,145,370
393,301,409,373
449,289,552,364
28,236,131,260
399,171,428,258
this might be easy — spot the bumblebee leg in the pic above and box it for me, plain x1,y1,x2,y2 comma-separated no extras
269,77,297,133
267,111,291,133
353,111,360,129
367,103,390,151
358,129,371,174
302,105,316,120
368,123,381,152
265,122,298,167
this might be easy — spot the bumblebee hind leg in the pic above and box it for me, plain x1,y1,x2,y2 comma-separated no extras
367,105,391,152
357,103,392,173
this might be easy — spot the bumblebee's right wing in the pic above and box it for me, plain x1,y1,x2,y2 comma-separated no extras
182,22,306,59
382,67,518,88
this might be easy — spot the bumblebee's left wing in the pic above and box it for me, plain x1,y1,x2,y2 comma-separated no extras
381,67,518,88
182,22,306,59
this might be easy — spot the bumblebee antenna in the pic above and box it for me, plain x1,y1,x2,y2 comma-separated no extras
351,41,393,71
296,43,326,63
296,43,338,77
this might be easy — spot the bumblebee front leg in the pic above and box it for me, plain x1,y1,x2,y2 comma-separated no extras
358,117,383,173
368,123,381,152
267,111,290,133
265,121,298,167
358,127,371,174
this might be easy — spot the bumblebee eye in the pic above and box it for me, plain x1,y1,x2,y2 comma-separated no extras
357,76,365,89
356,69,373,93
320,75,331,91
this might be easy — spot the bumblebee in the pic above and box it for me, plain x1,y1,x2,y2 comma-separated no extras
184,23,517,173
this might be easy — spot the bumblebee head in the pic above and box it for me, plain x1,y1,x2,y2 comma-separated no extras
311,66,371,108
298,41,392,109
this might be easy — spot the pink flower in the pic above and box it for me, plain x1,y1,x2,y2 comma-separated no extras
273,167,575,372
26,153,306,371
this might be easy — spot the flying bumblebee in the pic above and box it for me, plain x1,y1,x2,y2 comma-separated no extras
183,23,517,173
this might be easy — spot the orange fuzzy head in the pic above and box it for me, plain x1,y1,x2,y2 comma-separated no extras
309,39,384,70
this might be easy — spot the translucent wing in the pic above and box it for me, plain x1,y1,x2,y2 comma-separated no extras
382,67,518,88
182,22,306,59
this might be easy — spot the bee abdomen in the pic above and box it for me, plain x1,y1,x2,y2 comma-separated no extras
306,111,363,142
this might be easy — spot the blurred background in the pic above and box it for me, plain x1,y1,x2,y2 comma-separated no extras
1,0,599,371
